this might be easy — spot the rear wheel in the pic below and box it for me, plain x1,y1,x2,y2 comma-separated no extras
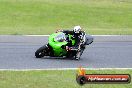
35,45,48,58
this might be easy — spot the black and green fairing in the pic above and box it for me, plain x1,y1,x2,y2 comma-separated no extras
48,32,75,56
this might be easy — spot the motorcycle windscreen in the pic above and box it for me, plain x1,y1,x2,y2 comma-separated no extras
85,35,94,45
54,33,66,42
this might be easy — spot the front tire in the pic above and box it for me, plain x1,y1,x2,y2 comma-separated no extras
35,45,48,58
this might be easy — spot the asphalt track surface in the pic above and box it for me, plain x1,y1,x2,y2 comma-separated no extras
0,36,132,69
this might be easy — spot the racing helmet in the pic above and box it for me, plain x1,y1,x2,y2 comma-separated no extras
73,26,81,33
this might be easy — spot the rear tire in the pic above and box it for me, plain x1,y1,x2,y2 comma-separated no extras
35,45,48,58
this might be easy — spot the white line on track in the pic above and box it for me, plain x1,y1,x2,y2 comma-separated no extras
0,68,132,71
23,35,128,37
24,35,50,36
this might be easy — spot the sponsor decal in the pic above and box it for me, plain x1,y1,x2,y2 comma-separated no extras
76,67,131,85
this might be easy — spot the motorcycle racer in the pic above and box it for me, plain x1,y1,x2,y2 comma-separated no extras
56,26,86,59
62,26,85,50
35,26,93,60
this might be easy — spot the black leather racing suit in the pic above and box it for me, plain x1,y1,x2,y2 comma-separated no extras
63,30,85,49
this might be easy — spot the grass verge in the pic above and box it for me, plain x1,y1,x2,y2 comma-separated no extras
0,0,132,35
0,69,132,88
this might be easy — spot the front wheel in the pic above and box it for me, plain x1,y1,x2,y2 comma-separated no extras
35,45,48,58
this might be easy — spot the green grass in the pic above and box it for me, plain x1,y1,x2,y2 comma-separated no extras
0,0,132,35
0,70,132,88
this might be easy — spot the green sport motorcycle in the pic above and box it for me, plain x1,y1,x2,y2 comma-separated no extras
35,32,93,60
